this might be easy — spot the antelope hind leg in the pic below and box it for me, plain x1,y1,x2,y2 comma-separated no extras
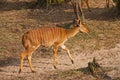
53,44,59,69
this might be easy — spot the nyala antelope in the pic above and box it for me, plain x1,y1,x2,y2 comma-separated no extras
19,20,89,73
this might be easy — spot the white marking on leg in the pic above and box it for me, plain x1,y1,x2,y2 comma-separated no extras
60,45,66,49
60,44,73,62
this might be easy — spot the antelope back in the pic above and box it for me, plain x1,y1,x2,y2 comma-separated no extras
22,27,67,49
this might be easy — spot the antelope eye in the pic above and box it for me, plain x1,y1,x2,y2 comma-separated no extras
76,24,79,27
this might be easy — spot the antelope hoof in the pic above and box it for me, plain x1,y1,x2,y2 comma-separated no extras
18,69,21,74
32,70,36,73
53,65,57,69
71,60,74,64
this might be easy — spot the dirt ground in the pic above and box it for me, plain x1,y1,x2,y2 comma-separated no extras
0,0,120,80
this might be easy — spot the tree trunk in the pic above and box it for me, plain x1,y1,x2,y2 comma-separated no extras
113,0,120,13
37,0,64,8
71,0,85,22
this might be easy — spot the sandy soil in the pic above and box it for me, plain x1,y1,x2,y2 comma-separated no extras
0,44,120,80
0,0,120,80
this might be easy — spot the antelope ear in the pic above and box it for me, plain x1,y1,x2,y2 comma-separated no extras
75,19,81,25
77,19,81,24
73,19,81,25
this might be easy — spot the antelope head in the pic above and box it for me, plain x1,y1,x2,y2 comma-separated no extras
74,19,89,33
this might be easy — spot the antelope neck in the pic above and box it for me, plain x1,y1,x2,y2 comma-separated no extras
66,27,80,39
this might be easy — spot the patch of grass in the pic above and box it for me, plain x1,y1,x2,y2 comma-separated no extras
1,36,12,42
113,77,120,80
0,47,6,52
49,67,99,80
50,70,82,80
58,70,78,76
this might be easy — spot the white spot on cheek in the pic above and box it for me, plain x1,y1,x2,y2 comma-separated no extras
33,46,36,48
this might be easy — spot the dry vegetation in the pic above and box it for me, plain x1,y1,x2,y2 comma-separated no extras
0,0,120,80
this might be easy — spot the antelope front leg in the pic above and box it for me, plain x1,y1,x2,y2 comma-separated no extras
60,45,74,64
